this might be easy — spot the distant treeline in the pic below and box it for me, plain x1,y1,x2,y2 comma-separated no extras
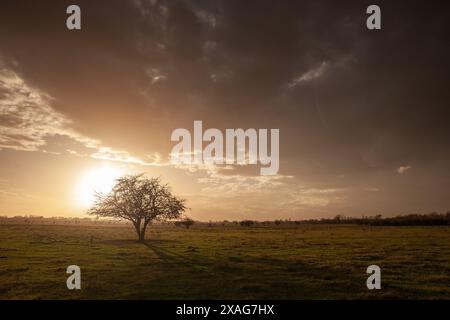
1,212,450,227
212,212,450,227
0,215,126,226
293,212,450,226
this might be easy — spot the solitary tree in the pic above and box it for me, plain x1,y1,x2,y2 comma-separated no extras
88,174,186,242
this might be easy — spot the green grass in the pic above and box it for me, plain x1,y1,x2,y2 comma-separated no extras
0,223,449,299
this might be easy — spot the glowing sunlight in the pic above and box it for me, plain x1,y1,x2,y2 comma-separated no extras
75,165,123,208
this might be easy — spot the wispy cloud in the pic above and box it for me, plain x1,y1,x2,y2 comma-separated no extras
192,9,217,29
288,61,329,88
146,68,167,85
186,170,344,219
397,165,412,174
0,65,162,167
284,187,345,208
91,147,168,167
197,169,342,211
198,170,293,194
0,67,96,151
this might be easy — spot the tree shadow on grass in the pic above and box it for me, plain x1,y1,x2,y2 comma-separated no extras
102,239,174,247
142,240,203,267
103,239,215,271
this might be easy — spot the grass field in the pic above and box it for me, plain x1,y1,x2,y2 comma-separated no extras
0,223,449,299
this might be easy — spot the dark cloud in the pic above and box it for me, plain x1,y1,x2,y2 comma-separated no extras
1,0,450,217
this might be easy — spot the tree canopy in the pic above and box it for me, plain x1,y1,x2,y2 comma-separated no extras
88,174,186,241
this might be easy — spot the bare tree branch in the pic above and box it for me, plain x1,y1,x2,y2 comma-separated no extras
88,174,187,242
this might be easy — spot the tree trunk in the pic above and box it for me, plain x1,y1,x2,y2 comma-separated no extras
138,230,145,242
138,220,150,242
134,220,142,242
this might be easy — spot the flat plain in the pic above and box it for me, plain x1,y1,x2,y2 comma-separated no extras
0,223,449,299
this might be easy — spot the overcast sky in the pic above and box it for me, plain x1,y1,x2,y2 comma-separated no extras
1,0,449,220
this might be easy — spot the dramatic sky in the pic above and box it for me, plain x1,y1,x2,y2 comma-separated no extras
1,0,449,220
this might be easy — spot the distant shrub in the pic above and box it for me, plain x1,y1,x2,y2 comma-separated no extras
175,218,195,229
239,220,255,227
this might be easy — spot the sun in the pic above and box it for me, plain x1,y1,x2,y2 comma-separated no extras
75,165,124,208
